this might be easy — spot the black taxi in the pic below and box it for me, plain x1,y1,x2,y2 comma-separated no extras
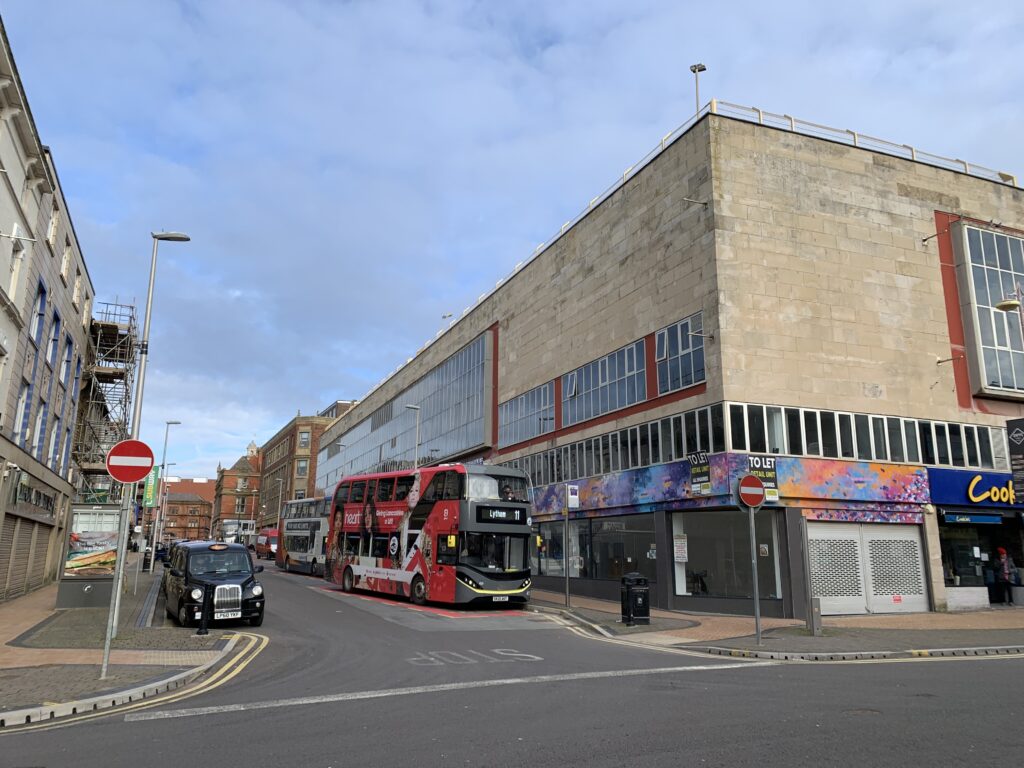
163,541,266,627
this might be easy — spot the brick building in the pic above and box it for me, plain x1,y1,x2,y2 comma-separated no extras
143,477,215,544
213,442,262,542
257,404,354,529
317,100,1024,617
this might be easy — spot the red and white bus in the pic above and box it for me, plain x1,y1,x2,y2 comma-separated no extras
325,463,533,606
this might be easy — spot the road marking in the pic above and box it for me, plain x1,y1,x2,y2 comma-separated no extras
405,649,544,666
125,661,775,722
2,632,269,734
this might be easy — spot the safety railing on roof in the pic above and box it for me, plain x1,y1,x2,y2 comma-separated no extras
351,98,1018,415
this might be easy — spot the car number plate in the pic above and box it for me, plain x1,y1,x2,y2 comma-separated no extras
214,610,241,619
492,596,509,602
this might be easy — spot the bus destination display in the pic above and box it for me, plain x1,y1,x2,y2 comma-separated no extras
476,506,523,524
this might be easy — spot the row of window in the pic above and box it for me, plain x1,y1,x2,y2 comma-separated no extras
562,340,646,428
728,402,1007,470
503,401,1010,489
655,311,707,396
498,382,554,446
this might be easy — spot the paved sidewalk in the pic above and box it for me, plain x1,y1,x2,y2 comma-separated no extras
530,589,1024,659
0,555,226,715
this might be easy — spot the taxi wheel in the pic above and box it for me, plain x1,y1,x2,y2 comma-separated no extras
342,567,354,592
410,575,426,606
249,612,264,627
177,603,192,628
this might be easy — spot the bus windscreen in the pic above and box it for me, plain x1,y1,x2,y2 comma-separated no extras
466,475,529,503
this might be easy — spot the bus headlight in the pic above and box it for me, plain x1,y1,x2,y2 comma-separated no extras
252,584,264,597
190,587,204,601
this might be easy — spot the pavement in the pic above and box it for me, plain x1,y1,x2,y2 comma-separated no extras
0,553,229,724
4,569,1024,728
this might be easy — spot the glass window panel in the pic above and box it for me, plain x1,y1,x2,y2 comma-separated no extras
686,410,699,454
629,428,640,467
871,417,888,461
609,434,619,472
994,309,1008,347
638,425,650,466
996,235,1011,270
978,427,994,468
982,231,998,267
785,408,803,455
660,419,672,460
964,426,979,466
601,435,611,473
918,421,935,464
1001,272,1016,310
904,420,920,463
967,227,983,264
729,405,746,451
934,424,950,465
710,404,725,453
692,347,705,383
820,412,838,458
1010,237,1024,273
672,415,684,459
998,349,1015,388
855,414,871,460
948,424,965,467
1010,313,1024,353
667,326,679,357
972,265,989,306
804,411,820,456
669,356,682,390
838,414,854,458
983,348,1001,387
978,306,995,348
657,361,669,395
650,422,661,464
1013,352,1024,390
988,270,1004,309
697,409,710,452
747,405,767,453
619,431,632,470
766,407,784,454
887,418,904,462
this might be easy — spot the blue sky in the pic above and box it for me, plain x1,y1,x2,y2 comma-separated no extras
3,0,1022,478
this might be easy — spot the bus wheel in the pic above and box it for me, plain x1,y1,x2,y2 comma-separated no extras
284,558,291,572
310,559,319,577
410,576,426,606
342,568,354,592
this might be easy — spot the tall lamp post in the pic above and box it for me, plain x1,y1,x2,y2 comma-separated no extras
405,404,421,469
689,62,706,114
148,420,181,572
102,231,189,679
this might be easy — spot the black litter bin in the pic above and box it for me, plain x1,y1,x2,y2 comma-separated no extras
620,572,650,626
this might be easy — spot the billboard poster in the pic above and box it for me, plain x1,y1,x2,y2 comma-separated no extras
687,452,711,495
747,454,780,503
64,531,118,578
673,534,688,563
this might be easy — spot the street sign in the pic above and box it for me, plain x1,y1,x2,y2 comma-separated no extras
1007,418,1024,491
105,439,155,484
737,473,766,509
142,466,161,507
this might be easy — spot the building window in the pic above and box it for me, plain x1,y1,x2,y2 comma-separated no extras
298,431,310,449
296,459,308,477
72,269,82,307
81,295,91,329
295,490,306,500
59,336,73,386
499,381,555,446
46,204,59,247
655,311,707,395
60,238,72,281
235,497,246,515
12,380,28,444
48,418,61,469
30,285,46,345
962,225,1024,395
562,340,646,428
33,402,46,459
47,313,60,366
71,357,82,401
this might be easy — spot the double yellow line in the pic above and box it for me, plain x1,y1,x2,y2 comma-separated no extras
2,631,269,734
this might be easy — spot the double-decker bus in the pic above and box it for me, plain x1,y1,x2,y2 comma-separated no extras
325,463,533,606
276,497,330,576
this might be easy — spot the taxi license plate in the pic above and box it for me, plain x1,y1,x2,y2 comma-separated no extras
492,596,509,602
214,610,241,619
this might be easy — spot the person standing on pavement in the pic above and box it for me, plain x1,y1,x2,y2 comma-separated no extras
993,547,1016,605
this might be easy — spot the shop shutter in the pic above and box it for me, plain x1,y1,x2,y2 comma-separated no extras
0,516,15,601
6,519,30,600
26,522,52,591
807,522,867,614
863,526,928,613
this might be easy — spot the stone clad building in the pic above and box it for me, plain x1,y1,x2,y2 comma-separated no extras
317,100,1024,617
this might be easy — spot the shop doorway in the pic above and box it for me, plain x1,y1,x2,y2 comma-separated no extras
807,522,928,615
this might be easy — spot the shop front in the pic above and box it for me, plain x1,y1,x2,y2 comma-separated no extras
927,468,1024,610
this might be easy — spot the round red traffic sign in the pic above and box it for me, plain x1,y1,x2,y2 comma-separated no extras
105,439,155,484
737,474,766,509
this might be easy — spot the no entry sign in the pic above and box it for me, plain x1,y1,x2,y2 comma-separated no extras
737,474,766,509
106,439,155,484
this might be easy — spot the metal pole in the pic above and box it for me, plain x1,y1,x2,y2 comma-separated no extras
564,484,570,609
694,70,700,114
414,410,420,470
101,236,160,679
747,503,762,645
148,423,172,572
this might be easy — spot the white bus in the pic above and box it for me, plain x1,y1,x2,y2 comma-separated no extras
277,497,330,576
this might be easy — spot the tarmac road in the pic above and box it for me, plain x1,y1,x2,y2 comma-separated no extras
4,566,1023,767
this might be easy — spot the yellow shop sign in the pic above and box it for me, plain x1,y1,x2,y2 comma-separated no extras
967,475,1016,505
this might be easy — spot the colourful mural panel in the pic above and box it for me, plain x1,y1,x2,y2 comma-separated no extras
777,457,928,504
802,508,924,524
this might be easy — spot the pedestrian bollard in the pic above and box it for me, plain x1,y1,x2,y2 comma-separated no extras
196,586,211,636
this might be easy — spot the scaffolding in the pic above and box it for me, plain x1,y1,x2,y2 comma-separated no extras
73,300,138,504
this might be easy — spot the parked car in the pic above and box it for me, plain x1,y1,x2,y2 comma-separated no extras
255,528,278,560
163,541,265,627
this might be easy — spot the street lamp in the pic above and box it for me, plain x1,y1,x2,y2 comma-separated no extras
995,285,1024,335
102,230,189,679
405,404,421,469
148,419,181,572
689,63,706,115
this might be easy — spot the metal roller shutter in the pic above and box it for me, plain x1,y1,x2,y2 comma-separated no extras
27,523,52,591
0,516,15,601
6,519,30,600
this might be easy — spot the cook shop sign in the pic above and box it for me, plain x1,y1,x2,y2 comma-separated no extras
927,468,1021,508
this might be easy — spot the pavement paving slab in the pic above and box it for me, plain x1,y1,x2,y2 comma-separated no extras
0,664,189,713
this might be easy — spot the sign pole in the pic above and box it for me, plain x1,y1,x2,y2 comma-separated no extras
564,484,570,609
737,473,766,646
747,500,762,646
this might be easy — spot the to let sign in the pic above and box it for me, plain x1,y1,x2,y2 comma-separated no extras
737,474,766,509
106,440,155,484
